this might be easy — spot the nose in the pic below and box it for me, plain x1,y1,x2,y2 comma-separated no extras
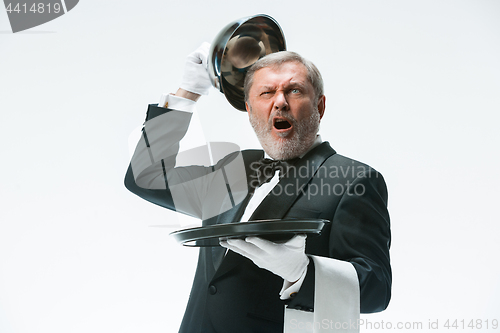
273,91,289,111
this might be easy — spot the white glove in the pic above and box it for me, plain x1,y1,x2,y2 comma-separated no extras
220,234,309,282
179,42,212,95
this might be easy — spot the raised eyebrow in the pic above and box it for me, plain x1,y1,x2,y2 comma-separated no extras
288,82,307,90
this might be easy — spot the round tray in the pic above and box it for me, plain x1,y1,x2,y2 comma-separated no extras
169,219,330,247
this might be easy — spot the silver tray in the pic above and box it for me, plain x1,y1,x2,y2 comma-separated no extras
169,218,329,247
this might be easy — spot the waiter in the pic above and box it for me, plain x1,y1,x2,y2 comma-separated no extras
125,43,391,332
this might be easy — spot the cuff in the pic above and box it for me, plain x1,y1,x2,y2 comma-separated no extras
158,93,196,112
279,264,308,300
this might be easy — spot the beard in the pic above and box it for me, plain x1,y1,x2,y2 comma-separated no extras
249,108,321,160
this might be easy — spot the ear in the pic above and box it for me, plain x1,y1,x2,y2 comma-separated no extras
245,101,251,113
317,95,326,119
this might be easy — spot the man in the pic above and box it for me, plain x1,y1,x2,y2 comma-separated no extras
125,44,391,332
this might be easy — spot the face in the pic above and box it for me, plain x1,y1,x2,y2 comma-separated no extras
245,61,326,160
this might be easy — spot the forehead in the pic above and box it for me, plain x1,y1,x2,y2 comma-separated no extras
252,61,310,87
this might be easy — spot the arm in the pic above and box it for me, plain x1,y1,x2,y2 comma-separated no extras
123,43,213,213
125,100,248,220
124,100,195,212
125,44,249,218
125,41,210,203
340,172,391,312
287,170,391,313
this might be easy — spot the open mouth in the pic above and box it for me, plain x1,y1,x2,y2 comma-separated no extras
273,118,292,130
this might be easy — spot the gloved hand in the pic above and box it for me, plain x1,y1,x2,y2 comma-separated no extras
220,234,309,282
179,42,212,95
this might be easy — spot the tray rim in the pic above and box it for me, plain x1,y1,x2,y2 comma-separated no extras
169,218,330,246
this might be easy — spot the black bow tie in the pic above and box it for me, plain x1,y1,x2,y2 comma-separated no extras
252,158,298,188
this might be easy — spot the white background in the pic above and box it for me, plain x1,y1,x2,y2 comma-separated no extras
1,1,499,332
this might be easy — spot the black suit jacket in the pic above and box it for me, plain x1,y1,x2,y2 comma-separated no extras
124,104,391,333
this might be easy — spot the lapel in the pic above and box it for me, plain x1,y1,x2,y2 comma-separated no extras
210,142,336,282
214,149,264,225
249,142,336,220
210,149,263,276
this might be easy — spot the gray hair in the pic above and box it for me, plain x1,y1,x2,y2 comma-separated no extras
244,51,324,103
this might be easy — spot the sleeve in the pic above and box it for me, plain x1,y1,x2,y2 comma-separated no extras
124,98,249,220
286,170,391,314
